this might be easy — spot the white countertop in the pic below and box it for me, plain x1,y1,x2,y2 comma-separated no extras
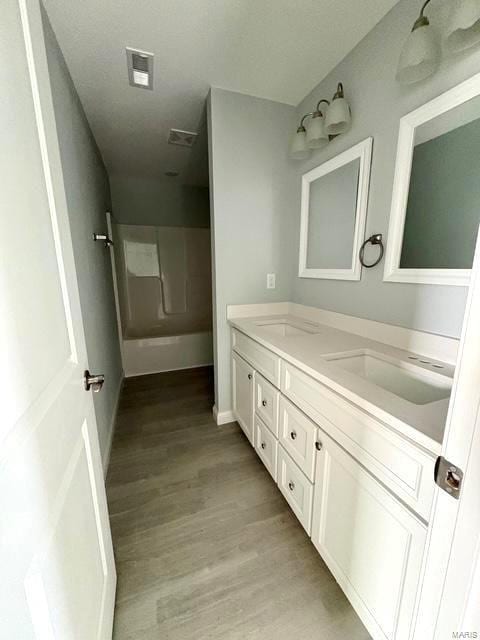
229,314,454,455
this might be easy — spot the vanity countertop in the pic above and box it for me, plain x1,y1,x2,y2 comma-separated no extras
229,314,455,455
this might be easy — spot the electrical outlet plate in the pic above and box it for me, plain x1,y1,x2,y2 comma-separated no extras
267,273,276,289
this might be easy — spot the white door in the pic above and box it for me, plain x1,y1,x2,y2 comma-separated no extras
232,352,255,445
412,227,480,640
0,0,116,638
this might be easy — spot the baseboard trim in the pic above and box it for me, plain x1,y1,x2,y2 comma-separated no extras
102,373,124,477
212,405,236,425
124,362,213,378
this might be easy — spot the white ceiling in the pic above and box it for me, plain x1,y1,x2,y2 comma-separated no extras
43,0,399,186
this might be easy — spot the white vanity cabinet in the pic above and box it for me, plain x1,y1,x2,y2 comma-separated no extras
232,351,255,445
311,431,427,640
230,327,432,640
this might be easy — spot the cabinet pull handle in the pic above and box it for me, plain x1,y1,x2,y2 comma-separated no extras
290,431,297,440
315,441,323,451
262,399,267,407
288,481,295,491
261,442,266,450
248,374,252,380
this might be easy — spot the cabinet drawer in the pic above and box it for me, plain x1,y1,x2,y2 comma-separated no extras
254,416,278,481
277,445,313,534
281,361,435,520
279,397,317,481
255,374,279,436
312,431,427,640
232,329,281,386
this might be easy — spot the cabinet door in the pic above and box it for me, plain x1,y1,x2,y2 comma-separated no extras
232,352,255,445
311,432,427,640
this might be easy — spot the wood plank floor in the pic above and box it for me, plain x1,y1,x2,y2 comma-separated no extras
106,367,370,640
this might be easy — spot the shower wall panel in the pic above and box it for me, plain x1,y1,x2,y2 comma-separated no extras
114,224,213,339
112,223,213,375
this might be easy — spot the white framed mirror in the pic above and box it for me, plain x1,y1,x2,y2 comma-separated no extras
384,72,480,286
298,137,373,280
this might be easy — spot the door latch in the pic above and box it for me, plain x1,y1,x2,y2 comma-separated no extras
434,456,463,499
84,370,105,393
93,233,113,247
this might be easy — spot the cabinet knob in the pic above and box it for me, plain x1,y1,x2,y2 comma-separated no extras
315,441,323,451
262,399,267,407
290,430,297,440
288,481,295,491
261,442,266,450
248,373,252,380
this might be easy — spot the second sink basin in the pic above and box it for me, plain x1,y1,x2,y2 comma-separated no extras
324,349,452,405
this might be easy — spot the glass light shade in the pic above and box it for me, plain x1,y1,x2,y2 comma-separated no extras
324,98,351,135
306,113,329,149
289,127,310,160
396,22,440,84
445,0,480,53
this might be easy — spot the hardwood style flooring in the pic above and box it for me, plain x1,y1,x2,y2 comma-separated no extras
106,367,370,640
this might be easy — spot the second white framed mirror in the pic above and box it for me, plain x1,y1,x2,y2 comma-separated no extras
384,72,480,287
298,137,373,280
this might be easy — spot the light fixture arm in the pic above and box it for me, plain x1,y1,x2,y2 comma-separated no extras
420,0,432,17
315,99,330,115
413,0,432,30
298,111,315,131
332,83,345,100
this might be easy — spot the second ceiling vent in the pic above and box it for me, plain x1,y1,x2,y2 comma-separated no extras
126,47,154,90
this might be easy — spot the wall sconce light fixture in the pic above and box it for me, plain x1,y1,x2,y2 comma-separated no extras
289,83,351,160
445,0,480,53
396,0,480,85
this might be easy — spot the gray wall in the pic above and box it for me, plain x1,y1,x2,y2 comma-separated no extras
43,11,123,466
208,88,297,413
401,118,480,269
110,175,210,228
291,0,480,339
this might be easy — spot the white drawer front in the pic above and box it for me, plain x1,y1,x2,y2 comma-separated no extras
255,374,279,436
254,416,278,481
281,361,435,520
232,329,281,386
279,397,317,481
277,445,313,534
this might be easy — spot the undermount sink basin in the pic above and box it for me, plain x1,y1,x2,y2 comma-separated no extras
254,318,319,337
325,349,452,405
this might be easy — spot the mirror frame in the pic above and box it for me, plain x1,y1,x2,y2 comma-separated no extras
298,137,373,281
384,73,480,287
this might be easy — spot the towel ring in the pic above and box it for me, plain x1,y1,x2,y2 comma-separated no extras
359,234,384,268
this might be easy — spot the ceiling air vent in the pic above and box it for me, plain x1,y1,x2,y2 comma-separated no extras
126,47,154,90
167,129,198,147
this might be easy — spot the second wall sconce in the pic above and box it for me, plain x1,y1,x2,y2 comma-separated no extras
396,0,480,85
290,83,351,160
